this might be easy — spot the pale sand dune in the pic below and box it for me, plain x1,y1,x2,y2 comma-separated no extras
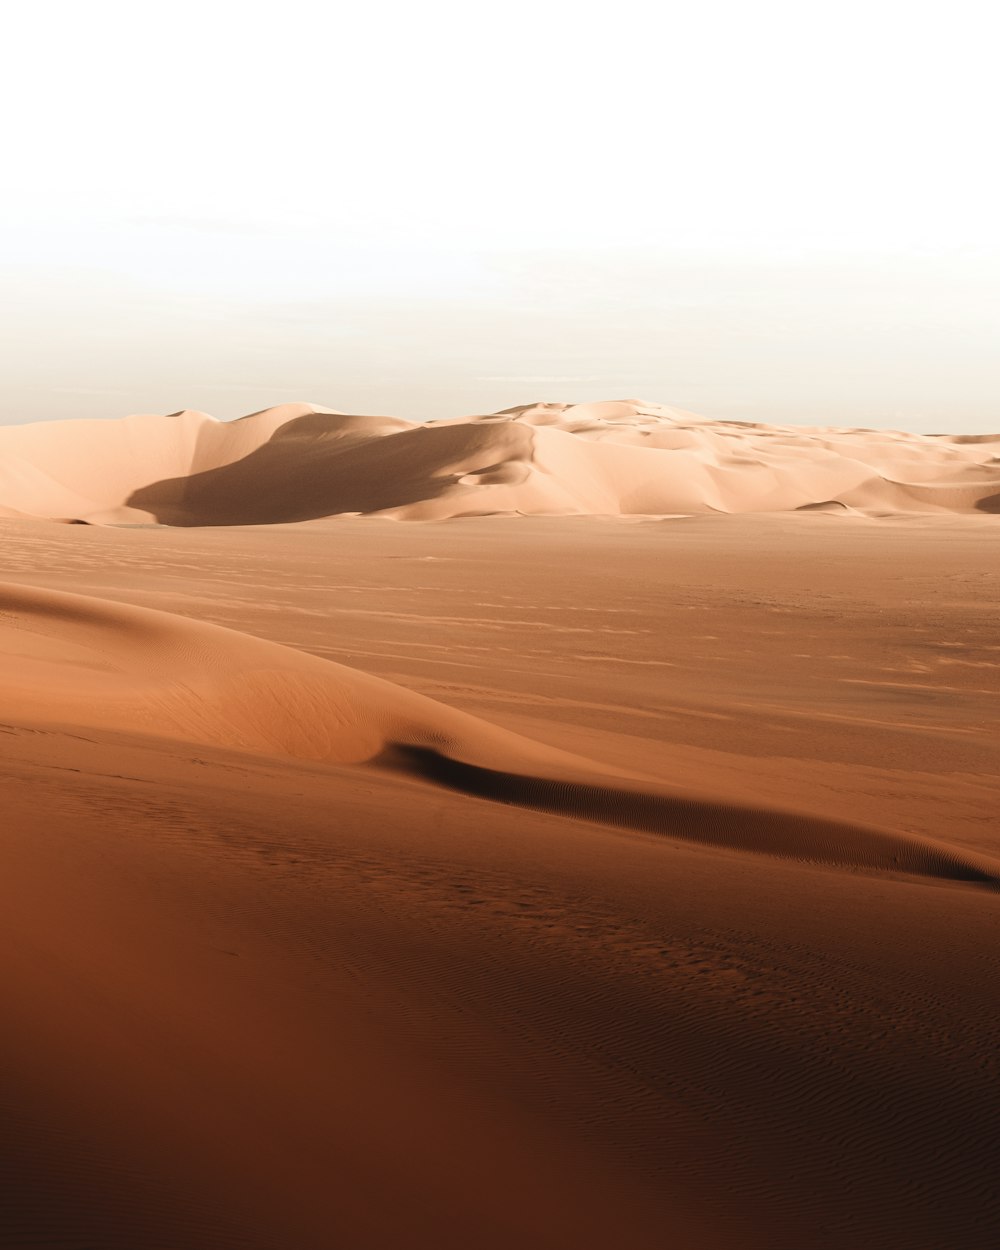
2,510,1000,1249
1,400,997,522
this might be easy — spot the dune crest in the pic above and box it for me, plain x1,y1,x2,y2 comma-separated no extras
3,580,997,889
1,400,997,523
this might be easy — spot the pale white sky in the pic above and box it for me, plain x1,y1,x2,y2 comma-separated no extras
2,0,997,430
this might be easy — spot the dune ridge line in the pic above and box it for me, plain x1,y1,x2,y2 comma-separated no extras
1,399,998,523
3,579,998,890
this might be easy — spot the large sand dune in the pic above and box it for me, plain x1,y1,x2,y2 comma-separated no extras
3,580,997,889
2,506,999,1249
1,400,998,523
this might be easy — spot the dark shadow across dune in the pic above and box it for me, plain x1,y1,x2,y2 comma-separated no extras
127,416,532,525
380,746,1000,889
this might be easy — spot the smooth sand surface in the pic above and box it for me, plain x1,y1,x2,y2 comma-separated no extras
2,505,1000,1248
1,399,998,523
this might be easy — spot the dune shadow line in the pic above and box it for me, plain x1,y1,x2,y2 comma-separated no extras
379,745,1000,889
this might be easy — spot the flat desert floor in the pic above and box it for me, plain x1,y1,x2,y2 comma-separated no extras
2,512,999,1249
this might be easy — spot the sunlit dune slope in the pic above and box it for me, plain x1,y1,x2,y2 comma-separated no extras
3,580,997,890
1,400,997,523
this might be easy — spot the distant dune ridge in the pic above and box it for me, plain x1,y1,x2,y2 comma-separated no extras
1,400,998,524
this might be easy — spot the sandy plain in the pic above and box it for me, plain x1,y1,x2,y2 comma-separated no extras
1,403,999,1250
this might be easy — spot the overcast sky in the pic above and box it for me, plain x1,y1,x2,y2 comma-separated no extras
2,0,997,431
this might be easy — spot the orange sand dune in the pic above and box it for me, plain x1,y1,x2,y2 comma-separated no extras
2,510,999,1250
4,580,996,888
1,399,997,523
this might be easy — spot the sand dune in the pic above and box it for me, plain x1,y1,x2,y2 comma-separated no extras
4,580,997,890
1,400,997,523
2,514,999,1250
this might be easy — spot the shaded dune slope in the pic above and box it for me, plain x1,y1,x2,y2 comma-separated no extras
3,581,997,889
1,400,998,523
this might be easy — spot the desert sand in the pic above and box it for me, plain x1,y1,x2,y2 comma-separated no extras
1,402,999,1249
1,400,998,523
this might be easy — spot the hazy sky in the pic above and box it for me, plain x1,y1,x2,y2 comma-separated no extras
2,0,997,431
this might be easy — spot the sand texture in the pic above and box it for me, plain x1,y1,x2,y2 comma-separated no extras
1,400,998,523
1,464,999,1246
